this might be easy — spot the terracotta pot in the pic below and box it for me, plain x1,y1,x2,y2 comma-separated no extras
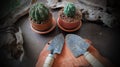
30,13,53,31
58,10,82,30
58,17,80,30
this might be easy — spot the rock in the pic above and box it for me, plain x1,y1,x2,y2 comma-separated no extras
0,26,24,61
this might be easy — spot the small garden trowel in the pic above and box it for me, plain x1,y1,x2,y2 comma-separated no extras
43,33,64,67
66,34,104,67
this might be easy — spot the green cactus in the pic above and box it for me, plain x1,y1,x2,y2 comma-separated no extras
29,2,49,24
63,2,76,17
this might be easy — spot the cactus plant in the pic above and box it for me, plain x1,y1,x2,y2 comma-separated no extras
63,2,76,17
29,3,49,24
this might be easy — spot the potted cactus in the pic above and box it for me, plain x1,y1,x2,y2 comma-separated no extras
58,2,82,31
29,2,55,33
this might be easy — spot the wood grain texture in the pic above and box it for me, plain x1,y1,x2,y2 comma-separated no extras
36,39,113,67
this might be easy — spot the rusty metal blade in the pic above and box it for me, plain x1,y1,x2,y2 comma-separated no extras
48,33,64,54
66,34,90,57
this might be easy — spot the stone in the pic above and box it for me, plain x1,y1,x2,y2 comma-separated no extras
0,26,24,61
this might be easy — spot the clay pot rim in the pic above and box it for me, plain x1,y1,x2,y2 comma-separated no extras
29,17,50,25
30,18,56,34
58,9,82,23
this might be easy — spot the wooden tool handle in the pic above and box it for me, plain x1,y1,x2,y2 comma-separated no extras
84,52,104,67
43,54,54,67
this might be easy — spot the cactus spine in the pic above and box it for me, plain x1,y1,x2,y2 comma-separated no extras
29,3,49,24
63,2,76,17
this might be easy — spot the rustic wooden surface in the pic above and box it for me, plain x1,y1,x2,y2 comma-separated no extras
36,39,112,67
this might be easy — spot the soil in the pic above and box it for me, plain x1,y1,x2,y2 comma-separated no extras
59,9,82,23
